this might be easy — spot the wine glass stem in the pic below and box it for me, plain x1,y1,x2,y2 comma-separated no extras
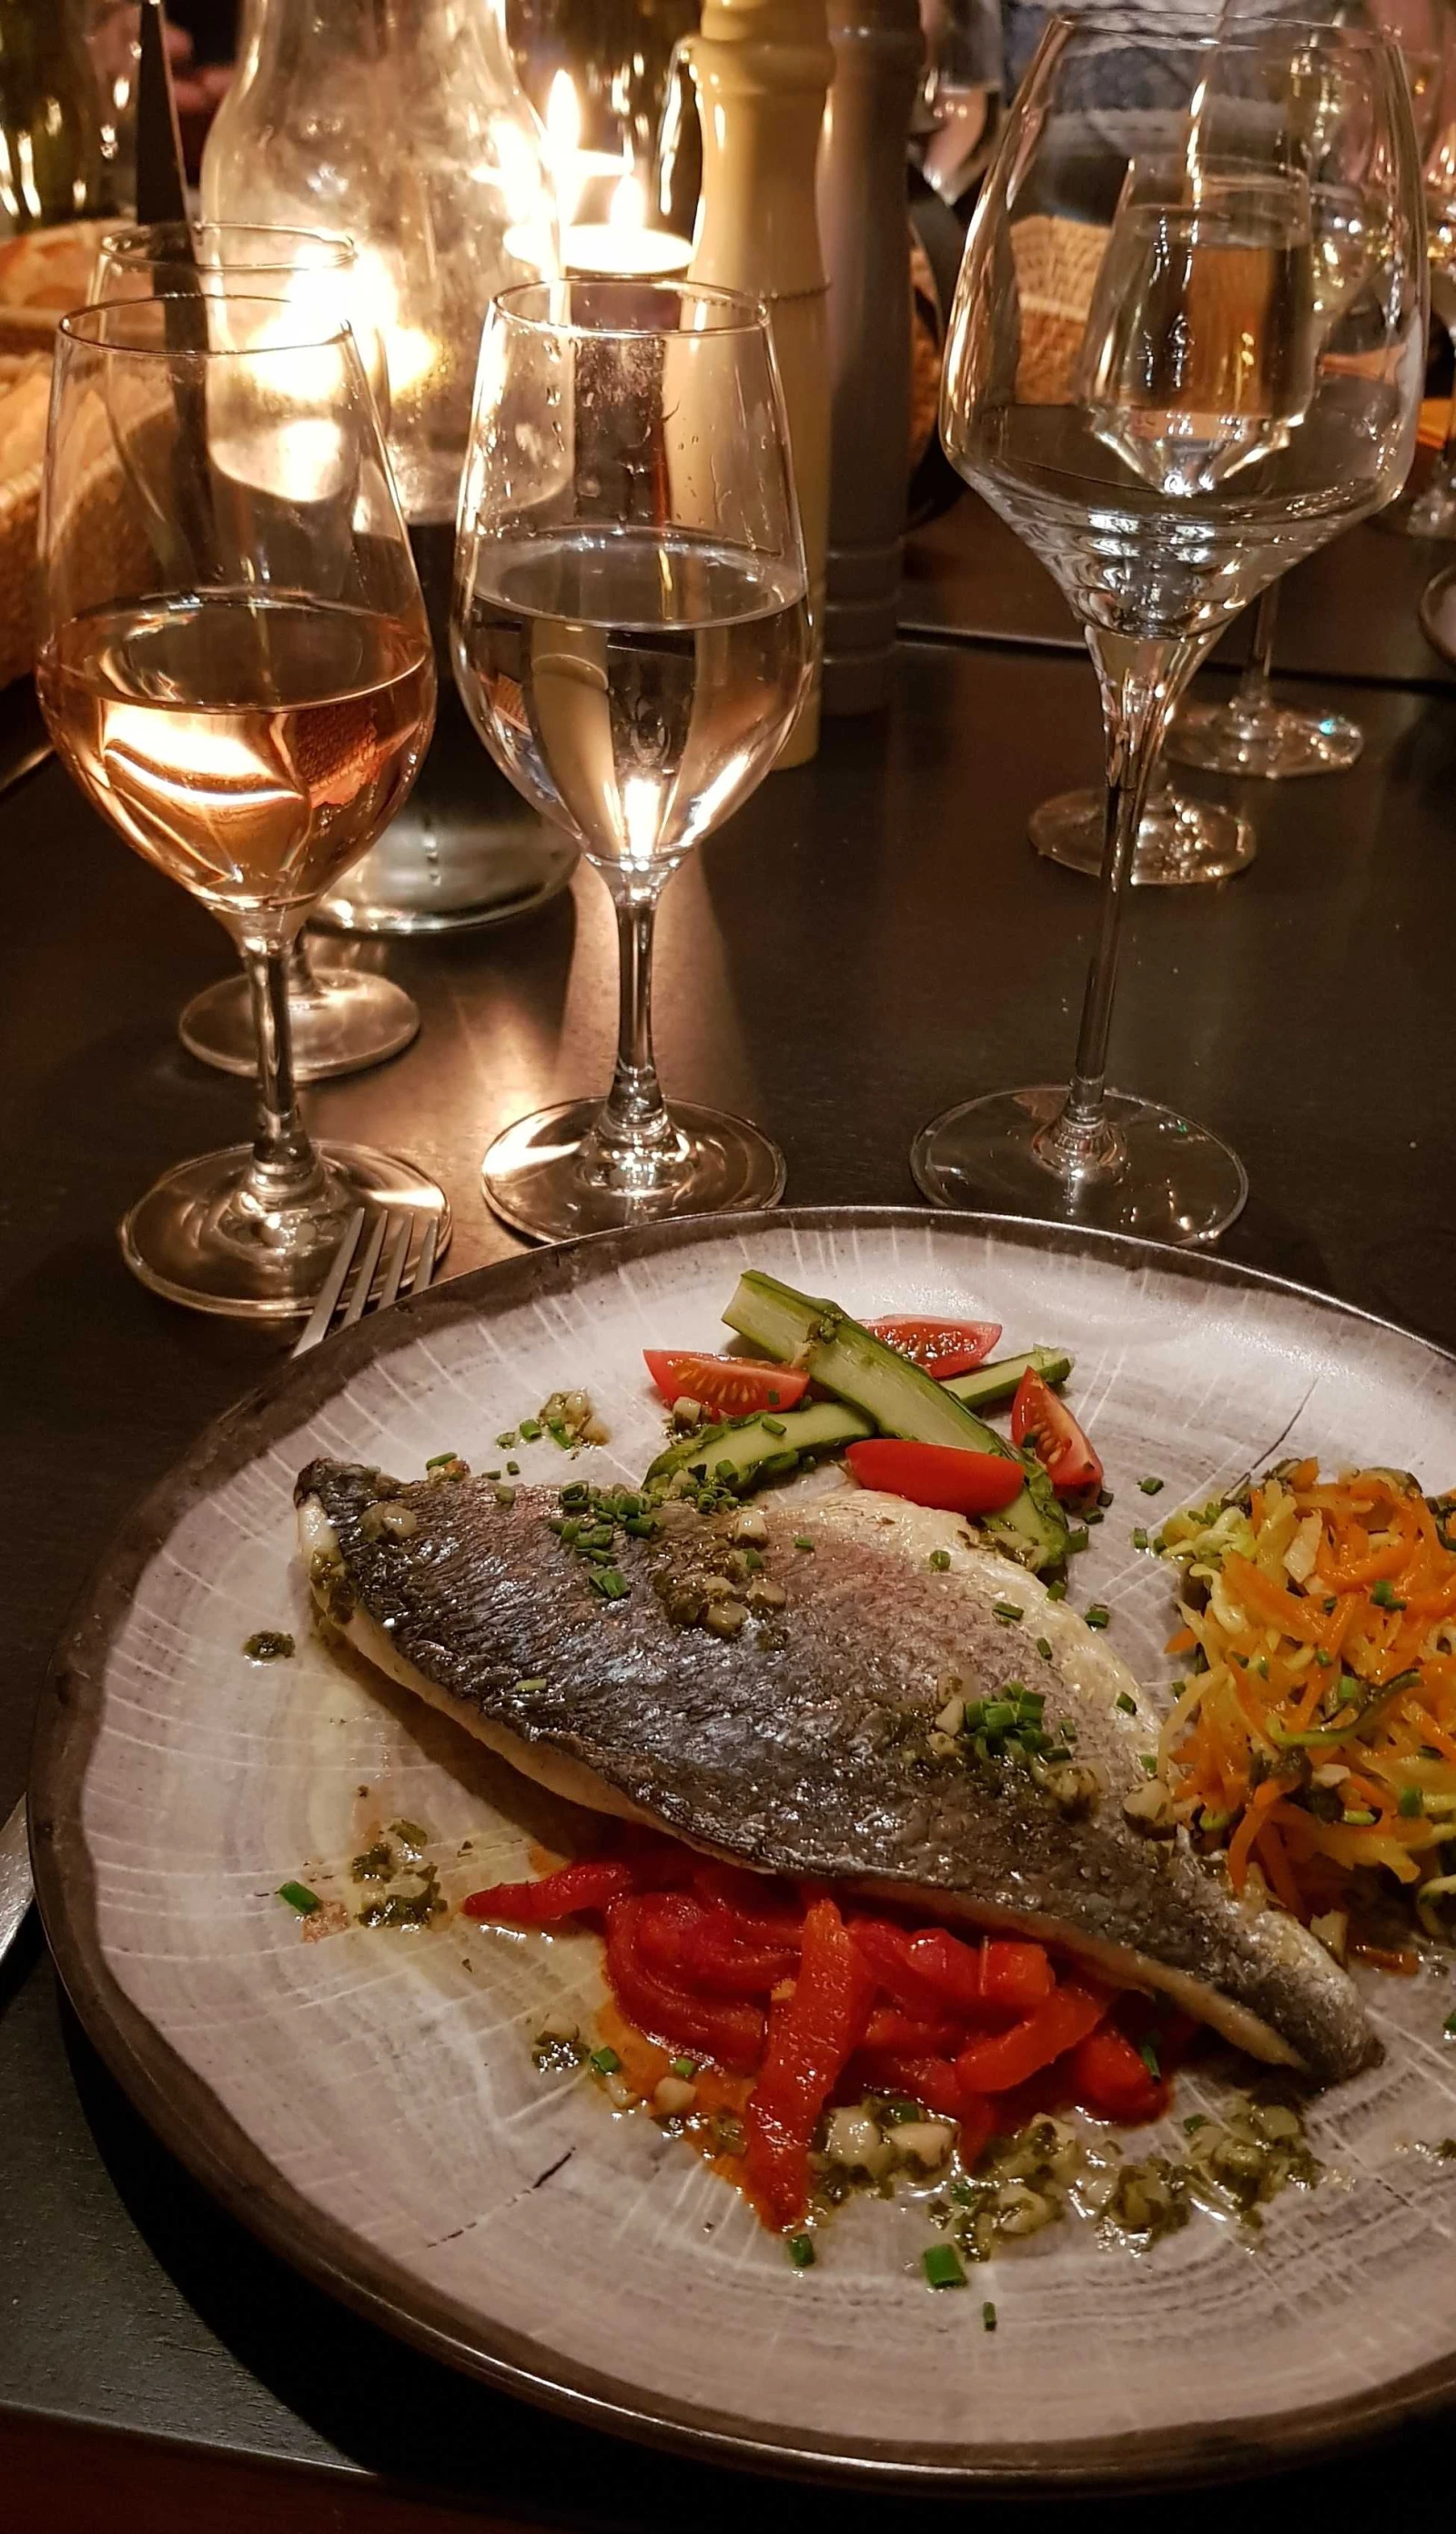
287,932,325,1002
1237,582,1279,719
1050,634,1197,1174
599,885,673,1152
241,940,327,1207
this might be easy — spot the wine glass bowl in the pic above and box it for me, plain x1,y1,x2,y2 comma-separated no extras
36,294,449,1315
920,20,1425,1242
452,278,810,1243
89,218,422,1079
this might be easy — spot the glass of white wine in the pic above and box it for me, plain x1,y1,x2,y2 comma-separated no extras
91,218,421,1083
37,294,449,1316
915,19,1425,1243
452,279,810,1243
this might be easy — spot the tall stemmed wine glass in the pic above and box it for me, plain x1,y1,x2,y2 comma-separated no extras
452,279,810,1243
92,218,421,1081
37,296,449,1314
915,20,1426,1242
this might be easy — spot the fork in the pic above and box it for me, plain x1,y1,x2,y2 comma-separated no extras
0,1206,441,1975
292,1202,441,1358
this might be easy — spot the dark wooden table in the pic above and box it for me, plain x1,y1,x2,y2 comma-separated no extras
5,500,1456,2529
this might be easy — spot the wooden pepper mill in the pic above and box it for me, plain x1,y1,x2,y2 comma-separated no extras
817,0,923,714
689,0,834,765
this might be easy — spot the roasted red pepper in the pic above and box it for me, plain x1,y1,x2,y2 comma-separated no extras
849,1916,955,2021
604,1895,765,2071
1069,2023,1168,2123
690,1860,805,1944
862,2006,966,2056
461,1859,644,1923
744,1897,875,2229
956,1980,1107,2093
633,1890,797,1997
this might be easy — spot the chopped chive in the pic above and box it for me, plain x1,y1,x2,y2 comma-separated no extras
278,1880,320,1914
992,1600,1023,1623
1138,1476,1165,1496
1370,1579,1406,1610
1138,2035,1161,2079
1315,1649,1335,1667
928,1548,952,1572
1132,1527,1148,1551
794,1536,815,1553
922,2244,966,2289
1084,1508,1104,1526
982,2299,997,2332
1066,1527,1088,1555
1138,1753,1158,1778
494,1485,517,1507
1399,1785,1423,1818
425,1450,459,1469
506,1459,521,1476
1097,1487,1114,1508
786,2232,815,2268
670,2056,696,2079
495,1431,518,1449
486,1470,501,1483
512,1677,546,1694
1116,1691,1137,1715
1035,1637,1053,1660
1184,2113,1208,2134
1085,1605,1110,1629
1341,1809,1378,1826
518,1418,543,1442
1444,2012,1456,2040
1046,1578,1067,1601
762,1416,787,1437
589,1568,631,1599
589,2045,622,2075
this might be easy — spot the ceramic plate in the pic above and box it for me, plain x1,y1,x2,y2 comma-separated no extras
31,1211,1456,2488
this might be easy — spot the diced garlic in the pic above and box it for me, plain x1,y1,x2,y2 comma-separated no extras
652,2076,697,2116
891,2121,954,2166
1283,1512,1322,1585
825,2107,892,2174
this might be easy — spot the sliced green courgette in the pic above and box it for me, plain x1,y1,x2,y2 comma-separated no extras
721,1270,1068,1572
644,1397,872,1493
944,1346,1072,1411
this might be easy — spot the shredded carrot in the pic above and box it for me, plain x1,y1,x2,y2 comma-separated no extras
1158,1464,1456,1933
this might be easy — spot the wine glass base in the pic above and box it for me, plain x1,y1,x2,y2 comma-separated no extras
1166,699,1362,778
120,1141,451,1321
177,966,420,1082
481,1098,785,1245
911,1085,1248,1247
1029,786,1255,885
315,830,579,937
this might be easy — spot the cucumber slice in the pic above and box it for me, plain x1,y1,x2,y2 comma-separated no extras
944,1347,1073,1411
645,1397,872,1493
721,1271,1068,1571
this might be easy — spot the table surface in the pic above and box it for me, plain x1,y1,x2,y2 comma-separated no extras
6,492,1456,2529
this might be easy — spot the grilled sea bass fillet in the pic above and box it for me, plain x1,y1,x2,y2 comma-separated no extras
296,1461,1378,2085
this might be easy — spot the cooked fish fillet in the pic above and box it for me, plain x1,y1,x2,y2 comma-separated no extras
296,1459,1377,2085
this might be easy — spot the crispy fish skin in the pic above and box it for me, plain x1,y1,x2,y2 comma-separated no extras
296,1459,1377,2085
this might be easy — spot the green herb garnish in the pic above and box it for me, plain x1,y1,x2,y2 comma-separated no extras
922,2244,966,2289
590,2045,622,2075
1370,1578,1406,1610
1116,1691,1137,1715
1138,1476,1165,1496
787,2232,815,2268
278,1880,320,1914
928,1548,951,1572
982,2299,997,2332
1085,1605,1110,1629
243,1629,295,1662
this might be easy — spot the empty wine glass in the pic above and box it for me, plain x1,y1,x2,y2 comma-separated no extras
452,279,810,1242
37,295,449,1314
1028,754,1254,884
915,19,1425,1243
92,218,420,1080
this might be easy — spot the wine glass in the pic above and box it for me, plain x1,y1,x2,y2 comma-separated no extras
452,279,809,1243
1027,753,1254,885
37,295,450,1315
915,19,1426,1243
92,218,421,1081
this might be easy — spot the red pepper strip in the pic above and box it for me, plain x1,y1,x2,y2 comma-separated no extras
461,1859,643,1923
632,1891,797,1997
848,1917,953,2021
976,1937,1057,2015
604,1896,764,2073
690,1860,805,1945
853,2051,966,2121
863,2007,967,2057
1069,2025,1168,2123
956,1981,1107,2094
745,1897,875,2229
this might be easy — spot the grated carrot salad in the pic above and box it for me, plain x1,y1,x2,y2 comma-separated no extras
1156,1461,1456,1945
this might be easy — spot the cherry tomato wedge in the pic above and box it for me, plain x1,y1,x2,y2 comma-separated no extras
867,1317,1002,1378
1010,1366,1103,1500
642,1351,808,1420
844,1437,1025,1516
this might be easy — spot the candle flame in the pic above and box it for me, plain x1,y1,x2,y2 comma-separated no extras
609,172,646,235
546,71,587,229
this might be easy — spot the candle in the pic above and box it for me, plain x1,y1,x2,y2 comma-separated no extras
504,74,693,280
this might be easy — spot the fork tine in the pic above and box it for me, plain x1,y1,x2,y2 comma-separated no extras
291,1209,366,1357
377,1210,412,1313
414,1211,440,1296
339,1208,389,1332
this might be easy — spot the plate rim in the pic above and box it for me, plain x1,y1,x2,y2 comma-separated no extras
29,1204,1456,2492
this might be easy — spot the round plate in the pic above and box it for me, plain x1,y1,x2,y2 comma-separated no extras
30,1210,1456,2488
